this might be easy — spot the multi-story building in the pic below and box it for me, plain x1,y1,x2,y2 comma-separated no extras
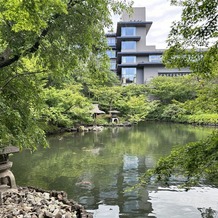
106,7,190,84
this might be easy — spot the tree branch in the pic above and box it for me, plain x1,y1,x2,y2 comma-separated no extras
0,0,83,69
0,71,46,91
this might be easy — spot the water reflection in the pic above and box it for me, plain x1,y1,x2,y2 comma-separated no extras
149,186,218,218
11,122,217,217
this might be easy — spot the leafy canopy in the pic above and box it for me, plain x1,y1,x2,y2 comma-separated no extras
163,0,218,77
0,0,132,149
146,0,218,187
145,131,218,187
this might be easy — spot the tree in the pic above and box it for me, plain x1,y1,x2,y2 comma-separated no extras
0,0,132,150
145,131,218,187
116,95,155,123
146,0,218,186
145,75,197,104
145,75,218,123
90,84,157,124
90,86,122,111
42,85,92,131
163,0,218,78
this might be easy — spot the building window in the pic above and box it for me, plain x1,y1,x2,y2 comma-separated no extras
106,50,116,58
121,27,136,36
149,55,162,63
122,68,136,83
158,72,190,77
110,60,116,70
107,37,116,46
122,56,136,63
121,41,136,51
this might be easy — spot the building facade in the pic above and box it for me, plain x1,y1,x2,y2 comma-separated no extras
106,7,190,84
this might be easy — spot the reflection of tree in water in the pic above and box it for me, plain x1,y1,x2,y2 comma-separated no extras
198,207,218,218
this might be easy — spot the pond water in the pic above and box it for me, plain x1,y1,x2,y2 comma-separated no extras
11,122,218,217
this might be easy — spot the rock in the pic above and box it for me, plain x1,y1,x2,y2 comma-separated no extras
72,211,77,218
38,213,44,218
53,208,61,216
54,212,62,218
65,211,72,218
42,192,50,200
0,187,93,218
6,204,13,210
48,204,56,212
44,210,53,217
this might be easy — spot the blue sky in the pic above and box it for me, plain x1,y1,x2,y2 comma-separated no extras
112,0,182,49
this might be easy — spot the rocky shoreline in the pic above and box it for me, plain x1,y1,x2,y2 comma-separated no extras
0,186,93,218
46,123,132,135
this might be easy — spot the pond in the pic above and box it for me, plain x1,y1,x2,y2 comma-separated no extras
11,122,218,217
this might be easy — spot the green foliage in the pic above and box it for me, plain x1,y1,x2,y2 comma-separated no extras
0,56,48,149
144,131,218,186
146,73,218,124
42,85,92,129
116,95,156,123
94,115,109,125
145,75,197,104
169,0,217,47
120,84,147,97
163,0,218,77
161,103,186,121
0,0,131,149
0,0,67,33
141,0,218,188
181,114,218,125
182,77,218,114
90,84,157,123
90,86,123,111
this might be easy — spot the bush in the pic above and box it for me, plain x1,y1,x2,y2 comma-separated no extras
181,114,218,125
161,104,186,121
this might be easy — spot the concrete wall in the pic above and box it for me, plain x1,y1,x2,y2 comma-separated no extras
136,28,147,48
143,66,163,83
144,46,158,51
136,68,144,84
122,7,146,22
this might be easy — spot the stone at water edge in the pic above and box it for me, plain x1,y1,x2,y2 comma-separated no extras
0,187,93,218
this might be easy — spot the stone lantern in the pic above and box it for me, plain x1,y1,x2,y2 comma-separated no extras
0,146,19,190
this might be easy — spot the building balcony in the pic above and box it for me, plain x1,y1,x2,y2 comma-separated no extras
117,51,163,56
116,36,141,50
117,51,164,63
117,36,141,41
117,21,152,36
117,62,164,68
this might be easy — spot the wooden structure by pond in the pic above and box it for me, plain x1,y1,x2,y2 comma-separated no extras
0,146,19,190
91,104,105,119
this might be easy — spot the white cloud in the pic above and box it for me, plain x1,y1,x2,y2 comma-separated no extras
111,0,182,49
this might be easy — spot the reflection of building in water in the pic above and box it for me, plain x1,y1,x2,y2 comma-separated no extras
122,155,153,216
76,152,156,216
79,154,154,217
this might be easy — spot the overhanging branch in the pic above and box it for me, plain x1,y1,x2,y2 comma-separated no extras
0,70,47,91
0,0,83,69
